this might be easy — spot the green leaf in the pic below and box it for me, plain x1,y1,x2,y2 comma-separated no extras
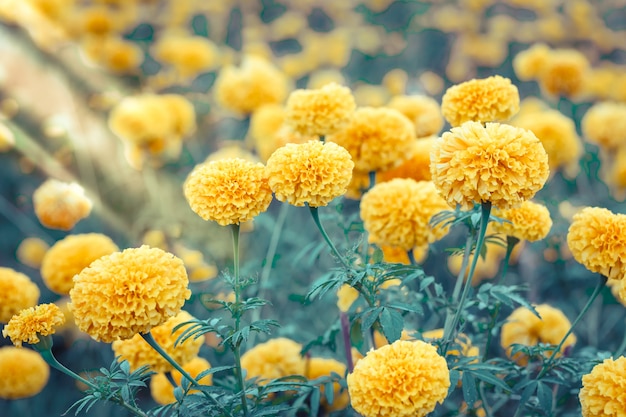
536,381,553,414
462,372,478,408
371,247,384,263
310,386,320,417
379,308,403,343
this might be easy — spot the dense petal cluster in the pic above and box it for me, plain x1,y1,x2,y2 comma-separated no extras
33,179,92,231
0,347,49,399
69,246,191,342
150,356,212,405
579,356,626,417
240,337,306,384
441,76,520,127
430,122,549,210
347,340,450,417
581,102,626,149
361,179,449,251
266,141,354,207
377,137,435,183
387,95,443,137
2,303,65,347
492,201,553,242
306,357,349,412
184,158,273,225
0,267,40,323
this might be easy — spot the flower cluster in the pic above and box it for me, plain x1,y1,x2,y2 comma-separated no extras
0,267,40,323
2,303,65,347
0,347,49,399
33,179,92,231
492,201,553,242
579,356,626,417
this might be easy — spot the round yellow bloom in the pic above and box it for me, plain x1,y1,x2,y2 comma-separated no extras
266,141,354,207
108,94,178,144
33,179,93,231
0,347,49,399
112,311,202,373
513,43,550,81
441,76,520,127
41,233,119,295
347,340,450,417
306,357,349,412
361,179,449,251
183,158,273,226
241,337,306,383
2,303,65,347
0,267,40,323
581,102,626,149
160,94,197,138
538,49,589,97
567,207,626,280
387,95,444,137
327,107,415,172
430,121,549,210
69,246,191,342
152,34,219,78
249,104,286,160
580,356,626,417
150,356,212,405
492,201,552,242
285,82,356,137
500,304,576,365
377,137,434,183
16,237,49,269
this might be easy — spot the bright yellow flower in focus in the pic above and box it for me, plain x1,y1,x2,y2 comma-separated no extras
492,201,553,242
41,233,119,295
361,179,449,251
0,267,40,323
581,102,626,149
430,121,549,210
2,303,65,347
150,356,212,405
538,49,590,98
16,237,49,269
69,246,191,343
266,141,354,207
500,304,576,365
580,356,626,417
377,136,434,184
387,95,443,137
347,340,450,417
441,75,520,127
240,337,306,384
285,82,356,137
33,179,93,231
306,357,349,412
0,347,49,399
183,158,273,226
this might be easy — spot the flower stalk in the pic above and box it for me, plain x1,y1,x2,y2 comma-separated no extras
308,205,350,269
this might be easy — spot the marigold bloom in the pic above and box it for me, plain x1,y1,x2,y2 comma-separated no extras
513,43,550,81
112,311,202,373
33,179,92,231
306,357,349,412
150,356,212,405
109,94,179,144
240,337,306,383
2,303,65,347
500,304,576,365
580,356,626,417
285,82,356,137
266,141,354,207
387,95,443,137
492,201,553,242
152,34,219,78
41,233,119,295
69,246,191,342
377,137,434,183
0,347,49,399
344,169,371,200
0,267,40,323
327,107,415,172
581,102,626,149
160,94,197,138
538,49,590,97
16,237,49,269
430,121,549,210
567,207,626,280
347,340,450,417
441,76,520,127
183,158,273,226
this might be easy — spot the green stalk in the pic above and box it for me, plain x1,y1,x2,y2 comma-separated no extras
309,205,350,269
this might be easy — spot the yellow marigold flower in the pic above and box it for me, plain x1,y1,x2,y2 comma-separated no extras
361,179,450,251
112,311,202,373
347,340,450,417
33,179,93,231
377,136,434,184
500,304,576,365
580,356,626,417
214,55,289,115
0,267,40,323
160,94,197,138
567,207,626,280
69,246,191,342
183,158,273,226
327,107,415,172
382,68,408,96
441,76,520,127
337,284,359,313
379,245,428,265
16,237,49,269
41,233,119,295
306,357,349,412
608,278,626,307
492,201,553,242
419,71,445,96
513,43,550,81
2,303,65,347
152,33,219,78
353,84,390,107
150,356,212,405
284,82,356,137
387,95,443,137
581,102,626,149
538,49,590,97
241,337,306,384
344,169,371,200
0,121,15,152
249,104,286,159
0,347,49,399
108,94,176,144
431,121,549,210
266,141,354,207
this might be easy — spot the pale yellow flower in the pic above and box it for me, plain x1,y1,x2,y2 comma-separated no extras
0,347,49,399
579,356,626,417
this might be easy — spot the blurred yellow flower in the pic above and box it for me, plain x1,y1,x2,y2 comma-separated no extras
16,237,49,269
382,68,408,96
0,267,40,323
377,136,435,183
336,284,360,313
2,303,65,347
80,35,143,74
513,43,550,81
0,347,49,399
240,337,306,384
33,179,93,231
538,49,590,97
582,102,626,149
152,33,219,79
422,328,479,358
387,95,443,137
204,144,259,164
150,356,212,405
492,201,553,242
306,357,349,412
579,356,626,417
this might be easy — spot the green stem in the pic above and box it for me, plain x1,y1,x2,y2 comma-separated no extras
308,205,350,269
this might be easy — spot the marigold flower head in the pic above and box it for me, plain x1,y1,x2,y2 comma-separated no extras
184,158,273,225
2,303,65,347
0,122,15,152
266,141,354,207
249,104,286,160
150,356,212,405
33,179,92,231
160,94,197,138
361,179,449,251
608,278,626,307
152,34,219,78
492,201,552,242
285,82,356,137
306,357,349,412
431,121,549,210
0,267,40,323
327,107,415,172
538,49,590,97
581,102,626,149
580,356,626,417
16,237,49,269
567,207,626,280
344,169,371,200
387,95,443,137
241,337,306,384
377,137,434,184
0,347,49,399
382,68,408,96
500,304,576,365
441,76,520,127
513,43,550,81
347,340,450,417
41,233,119,295
69,245,191,342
